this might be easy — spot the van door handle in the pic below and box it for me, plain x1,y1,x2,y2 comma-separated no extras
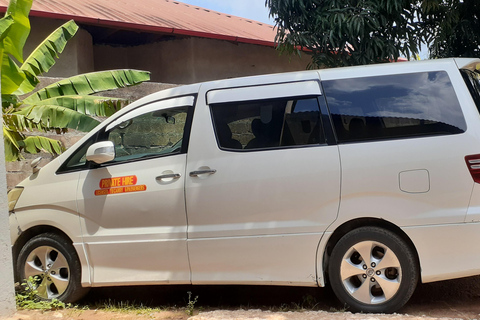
156,173,181,180
189,169,217,177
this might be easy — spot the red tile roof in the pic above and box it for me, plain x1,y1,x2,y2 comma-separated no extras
0,0,277,46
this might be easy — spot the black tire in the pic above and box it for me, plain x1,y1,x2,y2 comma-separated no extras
16,233,89,303
328,226,418,313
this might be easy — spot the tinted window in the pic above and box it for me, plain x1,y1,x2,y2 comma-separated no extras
323,71,466,142
461,69,480,114
210,97,324,150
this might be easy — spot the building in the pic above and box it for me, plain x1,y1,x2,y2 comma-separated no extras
0,0,311,84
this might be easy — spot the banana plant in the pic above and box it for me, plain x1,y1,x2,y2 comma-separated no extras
1,0,150,161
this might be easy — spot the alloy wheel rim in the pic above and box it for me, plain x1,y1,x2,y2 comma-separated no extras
24,246,70,299
340,240,402,305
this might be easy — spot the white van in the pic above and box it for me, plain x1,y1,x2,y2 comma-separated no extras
8,58,480,313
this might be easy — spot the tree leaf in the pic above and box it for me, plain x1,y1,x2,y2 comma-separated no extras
14,104,100,132
1,54,26,95
19,135,63,155
24,70,151,103
18,20,79,94
31,95,128,117
0,14,14,43
2,0,33,62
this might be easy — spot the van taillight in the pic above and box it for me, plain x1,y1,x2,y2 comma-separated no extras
465,154,480,183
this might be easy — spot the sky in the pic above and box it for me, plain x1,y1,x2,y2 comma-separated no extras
178,0,275,25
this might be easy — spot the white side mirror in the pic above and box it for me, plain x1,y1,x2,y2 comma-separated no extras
30,157,42,174
86,141,115,164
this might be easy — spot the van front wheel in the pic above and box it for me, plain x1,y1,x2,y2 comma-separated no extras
16,233,89,303
328,227,418,313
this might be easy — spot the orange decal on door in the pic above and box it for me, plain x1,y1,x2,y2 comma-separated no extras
95,175,146,196
99,175,137,188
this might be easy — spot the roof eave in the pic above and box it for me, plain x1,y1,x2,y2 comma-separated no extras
0,7,276,48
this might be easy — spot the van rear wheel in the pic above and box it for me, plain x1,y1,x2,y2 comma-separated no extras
328,226,418,313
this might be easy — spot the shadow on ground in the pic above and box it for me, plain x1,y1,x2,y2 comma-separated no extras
81,275,480,319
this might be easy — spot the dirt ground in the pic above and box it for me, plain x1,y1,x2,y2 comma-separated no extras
4,275,480,320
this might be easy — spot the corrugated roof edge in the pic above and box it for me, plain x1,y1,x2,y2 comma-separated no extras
0,7,276,48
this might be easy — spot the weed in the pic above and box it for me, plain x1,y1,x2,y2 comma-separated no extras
185,291,199,316
15,277,70,310
93,299,167,316
301,294,319,309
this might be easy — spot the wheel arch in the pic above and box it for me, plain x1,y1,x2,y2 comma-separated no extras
321,218,421,284
12,225,91,287
13,225,72,261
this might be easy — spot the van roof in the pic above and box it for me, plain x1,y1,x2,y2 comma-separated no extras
126,57,480,113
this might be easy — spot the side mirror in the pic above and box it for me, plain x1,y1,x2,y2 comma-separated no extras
86,141,115,164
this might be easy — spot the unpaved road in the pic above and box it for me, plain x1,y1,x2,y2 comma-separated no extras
5,275,480,320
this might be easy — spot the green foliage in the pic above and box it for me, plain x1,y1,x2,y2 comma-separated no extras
3,0,32,63
17,19,78,94
0,0,150,161
266,0,480,68
94,299,168,315
185,291,198,316
24,70,150,104
421,0,480,58
16,277,70,310
267,0,422,68
14,104,100,132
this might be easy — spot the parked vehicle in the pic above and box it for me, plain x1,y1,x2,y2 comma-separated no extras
9,58,480,313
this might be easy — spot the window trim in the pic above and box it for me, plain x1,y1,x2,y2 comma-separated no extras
206,80,322,105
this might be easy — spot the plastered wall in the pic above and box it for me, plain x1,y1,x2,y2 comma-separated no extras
0,115,16,316
94,37,311,84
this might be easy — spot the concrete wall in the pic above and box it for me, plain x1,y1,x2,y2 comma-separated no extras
94,37,311,84
0,115,16,316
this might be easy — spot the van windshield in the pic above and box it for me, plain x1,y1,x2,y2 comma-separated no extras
461,69,480,114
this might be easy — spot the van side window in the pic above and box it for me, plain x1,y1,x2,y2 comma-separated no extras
323,71,466,143
105,106,188,163
57,106,189,173
210,97,324,150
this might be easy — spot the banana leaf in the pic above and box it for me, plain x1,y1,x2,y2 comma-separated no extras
4,135,19,161
2,125,20,150
5,111,55,132
0,14,14,43
24,70,151,103
3,126,63,161
19,135,63,155
1,93,20,109
31,95,128,117
1,53,26,95
18,20,78,94
2,0,33,62
14,104,100,132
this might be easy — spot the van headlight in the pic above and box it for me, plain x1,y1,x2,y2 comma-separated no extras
8,187,23,213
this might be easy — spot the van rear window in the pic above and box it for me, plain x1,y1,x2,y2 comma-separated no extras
323,71,466,143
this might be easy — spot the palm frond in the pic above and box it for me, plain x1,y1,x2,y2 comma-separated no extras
24,70,150,103
17,20,78,94
14,104,100,132
32,95,128,117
